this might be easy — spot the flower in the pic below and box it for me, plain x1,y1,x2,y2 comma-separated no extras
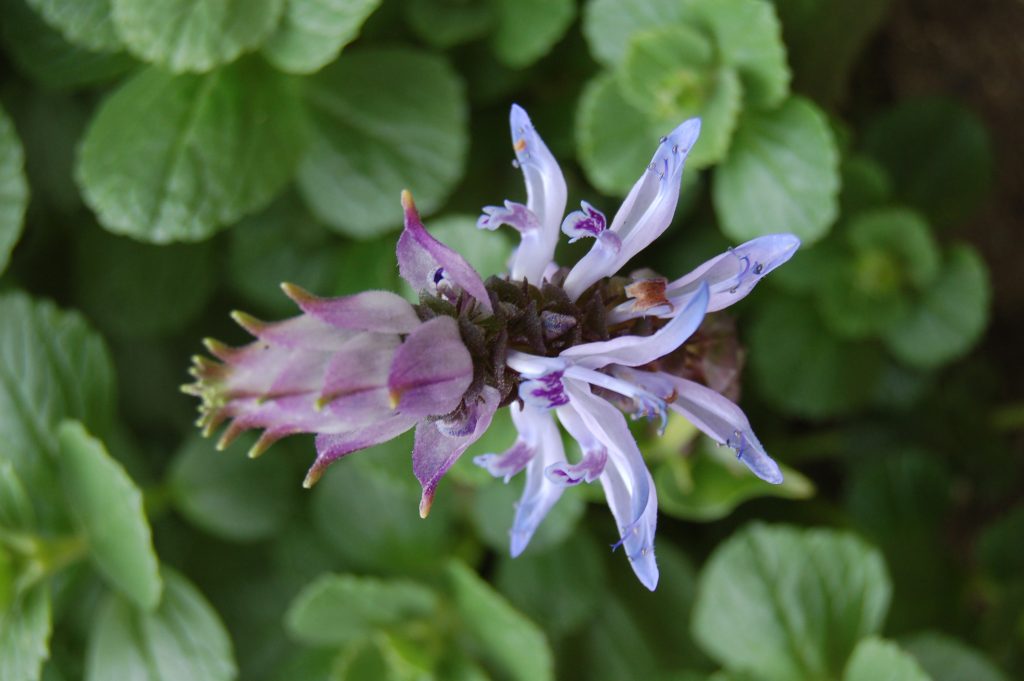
185,104,800,590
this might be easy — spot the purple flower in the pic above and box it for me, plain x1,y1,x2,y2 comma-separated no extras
185,104,800,590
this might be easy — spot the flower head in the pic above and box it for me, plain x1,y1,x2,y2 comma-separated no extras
185,104,800,590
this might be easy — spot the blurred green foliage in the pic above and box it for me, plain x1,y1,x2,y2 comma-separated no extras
0,0,1017,680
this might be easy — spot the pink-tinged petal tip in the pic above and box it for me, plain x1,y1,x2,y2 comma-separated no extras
419,491,433,518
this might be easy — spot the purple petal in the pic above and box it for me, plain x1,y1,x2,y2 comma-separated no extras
477,201,541,234
388,316,473,418
229,311,355,351
305,414,419,487
508,404,567,556
658,234,801,315
518,370,570,409
397,191,492,313
560,201,607,242
474,440,534,483
281,284,422,334
319,333,400,407
563,118,701,299
545,446,607,486
560,282,709,368
601,458,659,591
507,104,567,283
414,387,500,517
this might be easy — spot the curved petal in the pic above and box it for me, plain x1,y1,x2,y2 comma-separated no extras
508,404,566,556
413,387,500,517
397,191,492,313
560,282,708,368
304,414,419,487
629,370,783,484
563,118,701,299
281,284,422,334
507,104,567,283
388,316,473,418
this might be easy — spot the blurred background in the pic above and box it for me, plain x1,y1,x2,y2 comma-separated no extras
0,0,1021,680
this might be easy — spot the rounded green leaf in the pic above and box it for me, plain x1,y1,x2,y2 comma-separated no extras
576,73,660,196
0,460,34,531
692,523,891,681
902,632,1010,681
58,421,161,611
656,436,814,522
0,583,51,681
620,26,742,167
77,61,308,243
169,434,297,543
863,98,994,229
749,296,884,419
405,0,495,50
0,103,28,276
583,0,688,68
713,96,839,244
0,0,135,90
25,0,122,52
262,0,381,74
495,531,607,640
682,0,790,108
882,244,990,369
285,573,437,647
446,560,554,681
297,48,468,238
310,434,457,574
86,568,236,681
111,0,285,72
73,227,216,338
819,208,941,339
227,193,343,317
491,0,575,68
844,638,932,681
0,293,116,499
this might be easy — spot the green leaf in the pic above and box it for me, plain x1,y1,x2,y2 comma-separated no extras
771,0,890,105
0,293,115,500
713,96,839,244
311,434,457,574
0,0,135,90
843,638,931,681
110,0,285,72
619,26,742,167
227,192,343,316
169,434,297,543
682,0,790,109
0,103,28,276
692,523,891,681
748,296,884,419
882,244,990,369
298,48,468,238
285,573,437,647
656,435,814,522
839,154,893,216
25,0,122,52
428,214,514,281
446,560,553,681
863,97,993,228
0,583,51,681
471,478,586,556
78,60,307,243
576,73,659,196
405,0,494,50
86,567,237,681
978,503,1024,583
902,632,1010,681
58,421,161,611
495,531,607,639
262,0,381,74
819,208,941,339
491,0,575,68
583,0,689,68
73,227,216,338
584,595,660,681
0,460,34,531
